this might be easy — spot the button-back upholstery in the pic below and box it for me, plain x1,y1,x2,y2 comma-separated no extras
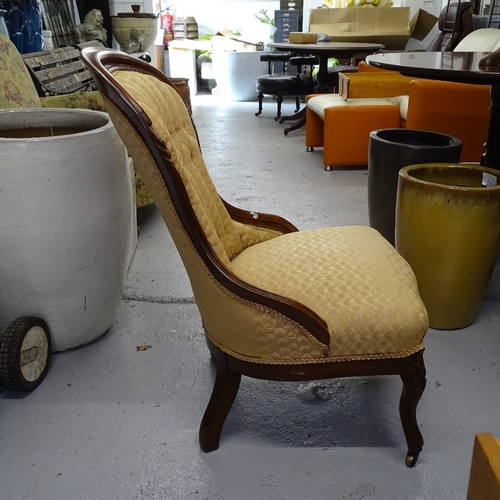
101,68,428,362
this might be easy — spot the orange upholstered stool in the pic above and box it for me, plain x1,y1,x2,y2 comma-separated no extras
306,94,402,170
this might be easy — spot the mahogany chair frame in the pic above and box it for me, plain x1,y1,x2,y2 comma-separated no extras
81,48,427,467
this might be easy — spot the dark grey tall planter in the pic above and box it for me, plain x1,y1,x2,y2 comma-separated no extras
368,129,463,245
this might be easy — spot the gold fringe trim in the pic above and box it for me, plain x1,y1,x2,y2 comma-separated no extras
205,329,424,365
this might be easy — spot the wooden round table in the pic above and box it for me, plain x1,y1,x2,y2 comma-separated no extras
267,41,384,134
269,41,385,91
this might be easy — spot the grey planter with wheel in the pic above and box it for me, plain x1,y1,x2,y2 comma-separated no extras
0,109,135,352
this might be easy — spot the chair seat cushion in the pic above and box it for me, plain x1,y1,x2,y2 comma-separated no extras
257,74,317,94
0,35,42,108
308,93,409,120
230,225,428,359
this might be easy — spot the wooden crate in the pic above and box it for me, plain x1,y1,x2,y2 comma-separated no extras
338,71,414,100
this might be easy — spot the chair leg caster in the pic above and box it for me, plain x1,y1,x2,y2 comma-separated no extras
405,452,419,468
324,165,333,171
306,147,314,152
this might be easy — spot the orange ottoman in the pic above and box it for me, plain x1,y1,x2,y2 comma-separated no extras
306,94,402,170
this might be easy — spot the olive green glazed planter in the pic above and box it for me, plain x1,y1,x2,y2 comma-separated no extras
396,163,500,330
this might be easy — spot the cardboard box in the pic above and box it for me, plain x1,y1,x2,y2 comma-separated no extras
289,32,318,44
308,7,437,50
338,71,414,99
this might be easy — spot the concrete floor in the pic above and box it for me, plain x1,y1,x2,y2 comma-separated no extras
1,94,500,499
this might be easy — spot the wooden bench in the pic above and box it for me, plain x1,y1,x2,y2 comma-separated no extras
22,42,193,115
22,41,103,97
338,71,413,100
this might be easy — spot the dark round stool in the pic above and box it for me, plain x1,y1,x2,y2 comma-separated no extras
255,53,319,120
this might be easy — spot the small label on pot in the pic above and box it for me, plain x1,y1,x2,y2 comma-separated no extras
482,173,497,187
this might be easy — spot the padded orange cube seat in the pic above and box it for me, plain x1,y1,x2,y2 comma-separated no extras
306,79,490,169
306,94,402,169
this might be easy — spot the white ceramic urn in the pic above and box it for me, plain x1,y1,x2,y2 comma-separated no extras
0,108,135,351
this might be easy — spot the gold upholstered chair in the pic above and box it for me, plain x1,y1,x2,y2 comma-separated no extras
81,47,430,467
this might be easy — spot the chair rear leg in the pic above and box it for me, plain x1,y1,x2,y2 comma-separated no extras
255,93,264,117
399,350,426,467
295,96,300,114
275,95,283,121
199,348,241,452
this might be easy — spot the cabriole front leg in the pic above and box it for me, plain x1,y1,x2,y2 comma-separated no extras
399,350,426,467
199,348,241,452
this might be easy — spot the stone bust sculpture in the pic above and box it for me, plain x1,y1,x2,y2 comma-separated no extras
75,9,107,44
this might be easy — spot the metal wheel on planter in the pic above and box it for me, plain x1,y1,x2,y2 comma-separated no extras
0,316,51,391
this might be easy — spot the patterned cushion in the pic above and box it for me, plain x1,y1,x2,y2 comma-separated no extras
101,96,326,363
0,35,41,109
0,34,105,111
40,92,105,111
231,226,427,357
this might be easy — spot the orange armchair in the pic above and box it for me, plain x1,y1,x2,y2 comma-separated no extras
405,79,490,162
305,28,500,170
306,66,490,169
306,62,407,169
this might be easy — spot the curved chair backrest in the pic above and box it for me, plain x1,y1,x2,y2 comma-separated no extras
259,51,290,75
426,2,473,52
80,48,330,353
454,27,500,52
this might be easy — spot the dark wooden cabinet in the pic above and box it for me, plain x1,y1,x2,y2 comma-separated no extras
280,0,303,29
274,9,300,73
274,9,300,43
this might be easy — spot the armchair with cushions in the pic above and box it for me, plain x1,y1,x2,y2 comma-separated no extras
0,35,105,112
0,34,154,209
425,1,473,51
306,27,498,170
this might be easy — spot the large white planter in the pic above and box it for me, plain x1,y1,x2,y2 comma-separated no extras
0,108,135,351
211,50,268,101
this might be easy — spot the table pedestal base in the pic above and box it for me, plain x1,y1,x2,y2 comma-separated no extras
481,84,500,170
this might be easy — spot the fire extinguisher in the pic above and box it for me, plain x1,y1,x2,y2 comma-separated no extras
161,8,174,45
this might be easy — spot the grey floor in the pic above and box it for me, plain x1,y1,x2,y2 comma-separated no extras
1,94,500,500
